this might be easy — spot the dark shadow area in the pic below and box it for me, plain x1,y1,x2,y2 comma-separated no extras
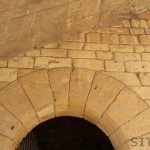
18,116,114,150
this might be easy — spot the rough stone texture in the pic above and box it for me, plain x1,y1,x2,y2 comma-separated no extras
48,68,72,117
69,68,95,117
0,81,39,131
119,35,139,45
110,45,133,52
139,35,150,45
19,70,55,122
96,52,113,60
139,73,150,85
84,43,109,51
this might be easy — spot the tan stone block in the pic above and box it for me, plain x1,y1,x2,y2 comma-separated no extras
48,68,72,117
139,73,150,85
44,42,58,48
0,60,7,67
145,29,150,34
120,35,139,45
0,68,17,82
17,69,37,77
34,57,72,69
144,46,150,52
132,86,150,99
0,82,9,90
142,53,150,60
73,59,104,71
86,32,101,43
134,45,145,52
0,105,27,143
26,49,40,56
110,108,150,147
131,20,140,28
122,20,131,27
84,43,109,51
41,49,67,57
97,27,110,33
139,35,150,45
114,52,141,61
0,135,14,150
19,70,55,122
110,45,133,52
140,20,149,28
125,61,150,72
110,28,129,34
102,34,119,44
84,72,124,123
68,33,85,42
8,57,34,68
69,68,95,117
148,20,150,27
96,51,113,60
59,42,84,50
0,81,39,130
105,61,125,72
105,72,140,86
101,88,148,134
111,21,122,27
130,28,145,35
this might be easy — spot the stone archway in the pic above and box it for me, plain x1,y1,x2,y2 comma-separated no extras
0,67,149,150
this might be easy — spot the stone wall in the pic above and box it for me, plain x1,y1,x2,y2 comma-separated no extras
0,19,150,106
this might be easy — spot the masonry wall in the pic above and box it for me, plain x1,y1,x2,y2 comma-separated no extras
0,19,150,106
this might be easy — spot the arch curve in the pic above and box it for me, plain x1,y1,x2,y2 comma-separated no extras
0,67,149,150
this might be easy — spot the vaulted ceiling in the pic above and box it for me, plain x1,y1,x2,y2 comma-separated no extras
0,0,150,58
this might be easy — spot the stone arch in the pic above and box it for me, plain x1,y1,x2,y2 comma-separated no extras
0,67,149,150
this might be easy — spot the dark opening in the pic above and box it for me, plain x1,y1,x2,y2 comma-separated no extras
17,117,114,150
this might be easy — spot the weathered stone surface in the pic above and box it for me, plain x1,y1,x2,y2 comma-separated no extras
110,108,150,147
140,20,149,28
105,61,125,72
86,32,101,43
0,60,7,67
41,49,67,57
8,57,34,68
17,69,37,77
105,72,141,86
0,81,39,130
120,35,139,45
48,68,72,117
59,42,84,50
131,20,140,28
122,20,131,27
68,50,96,58
0,68,17,82
125,61,150,72
73,59,104,71
35,57,72,69
25,49,40,57
110,45,133,52
134,45,145,52
101,88,148,134
102,34,119,44
84,72,125,123
139,73,150,85
19,70,55,122
130,28,145,35
69,68,95,117
139,35,150,45
110,28,129,34
96,51,113,60
84,43,109,51
142,53,150,60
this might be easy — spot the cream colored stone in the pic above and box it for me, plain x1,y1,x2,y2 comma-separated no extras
130,28,145,35
0,105,27,143
41,49,67,57
68,50,96,58
139,73,150,85
110,45,133,52
84,43,109,51
68,33,85,42
140,20,149,28
134,45,145,52
69,68,95,117
96,51,113,60
0,81,39,130
48,68,72,117
125,61,150,72
44,42,58,48
142,53,150,60
0,60,7,67
101,88,148,134
114,52,141,61
132,86,150,99
102,34,119,44
19,70,55,122
110,108,150,147
105,61,125,72
8,57,34,68
122,20,131,27
131,20,140,28
0,82,9,90
145,29,150,34
97,27,110,33
144,46,150,52
17,69,37,77
84,72,125,123
73,59,104,71
59,42,84,50
0,68,17,82
34,57,72,69
105,72,140,86
86,32,101,43
139,35,150,45
110,28,129,34
120,35,139,45
26,49,40,56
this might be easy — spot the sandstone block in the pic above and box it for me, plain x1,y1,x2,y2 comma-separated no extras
134,45,145,52
96,52,113,60
142,53,150,60
131,20,140,28
110,28,129,34
139,35,150,45
26,49,40,56
84,43,109,51
130,28,145,35
139,73,150,85
86,32,101,43
145,29,150,34
122,20,131,27
110,45,133,52
120,35,139,45
102,34,119,44
59,42,83,50
0,60,7,67
68,33,85,42
44,42,58,48
140,20,149,28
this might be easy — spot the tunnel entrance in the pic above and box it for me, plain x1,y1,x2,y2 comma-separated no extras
17,117,114,150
